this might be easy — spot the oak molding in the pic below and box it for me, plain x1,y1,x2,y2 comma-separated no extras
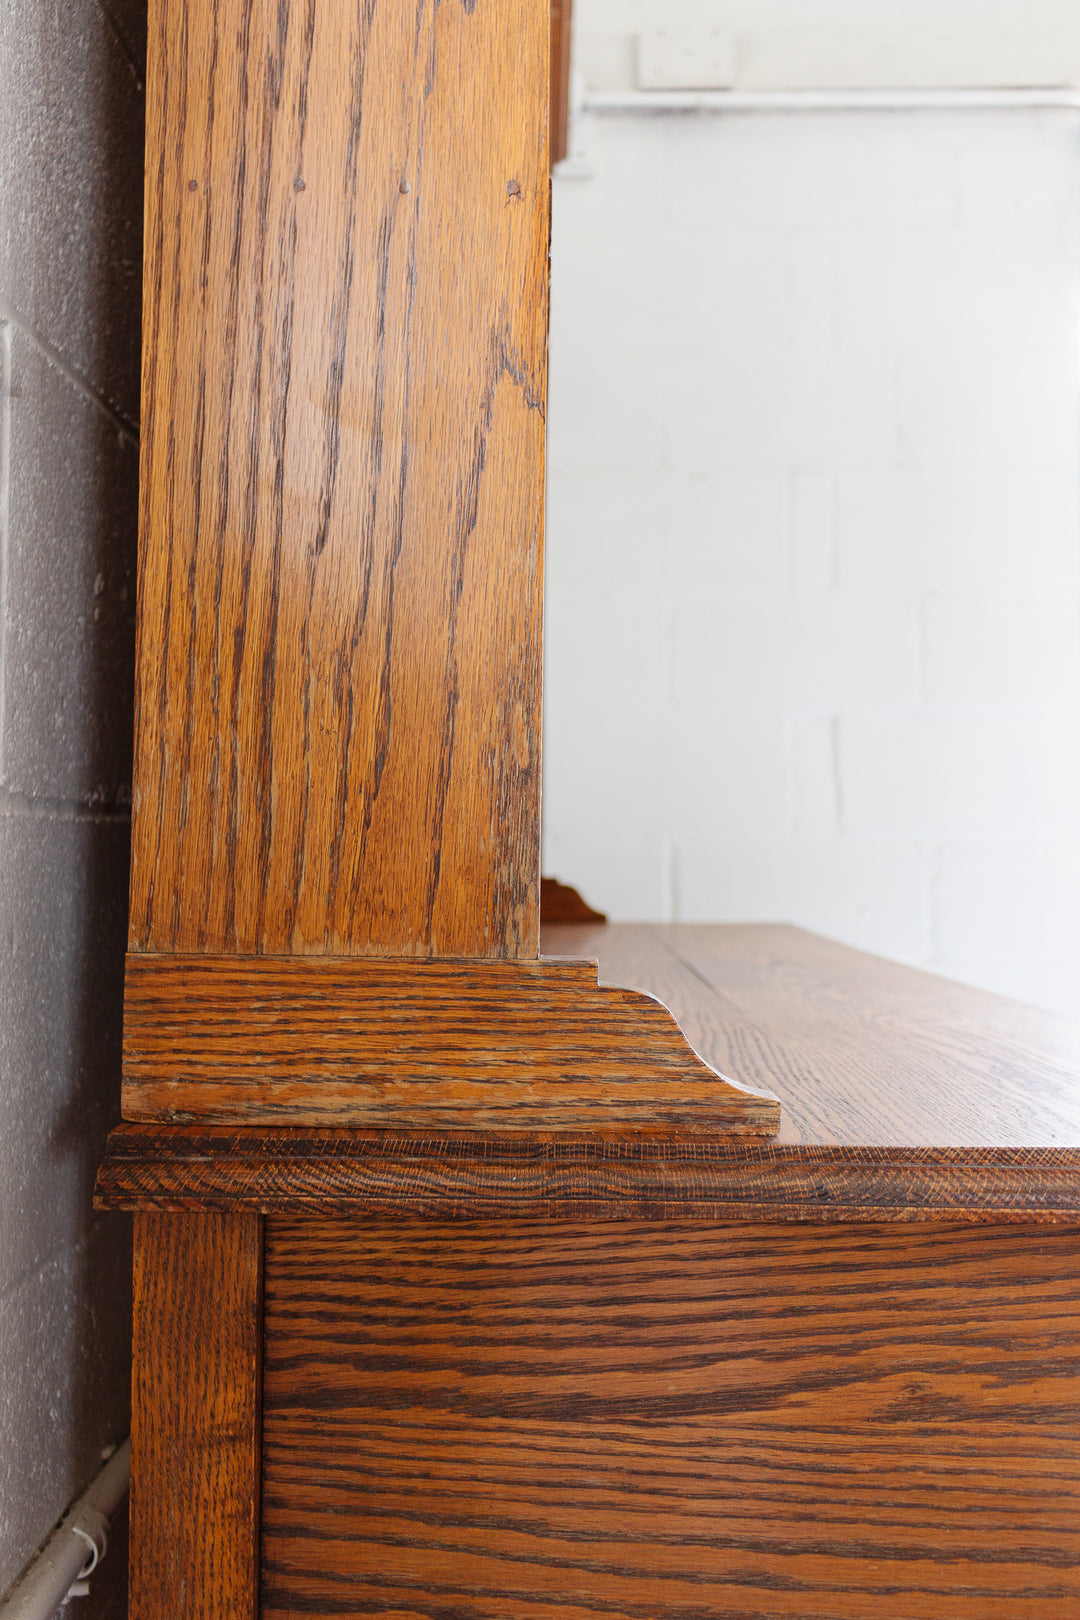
95,1126,1080,1222
540,877,607,925
122,952,780,1134
131,1212,262,1619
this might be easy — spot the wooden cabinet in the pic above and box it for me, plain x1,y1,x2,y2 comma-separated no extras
101,920,1080,1616
96,0,1080,1612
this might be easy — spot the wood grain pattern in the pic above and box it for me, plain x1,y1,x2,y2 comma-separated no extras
97,1123,1080,1221
550,0,573,166
121,950,778,1131
101,923,1080,1215
543,922,1080,1148
132,0,548,959
130,1212,262,1619
260,1218,1080,1618
539,876,605,924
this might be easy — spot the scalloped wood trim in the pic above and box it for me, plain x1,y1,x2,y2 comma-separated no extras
121,953,780,1135
540,877,607,924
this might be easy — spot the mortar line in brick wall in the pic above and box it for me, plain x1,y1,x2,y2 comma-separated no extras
0,300,139,447
0,786,131,823
661,832,675,923
93,0,147,91
928,840,947,963
830,716,845,835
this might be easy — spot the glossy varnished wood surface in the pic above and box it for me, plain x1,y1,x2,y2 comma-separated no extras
543,923,1080,1148
97,1124,1080,1222
260,1218,1080,1618
539,876,606,925
131,0,548,959
98,924,1080,1218
130,1213,262,1619
121,951,777,1132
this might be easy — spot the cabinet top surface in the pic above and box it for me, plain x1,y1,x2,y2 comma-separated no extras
97,924,1080,1220
538,922,1080,1150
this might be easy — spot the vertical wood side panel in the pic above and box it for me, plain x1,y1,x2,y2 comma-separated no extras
130,1213,263,1620
131,0,549,959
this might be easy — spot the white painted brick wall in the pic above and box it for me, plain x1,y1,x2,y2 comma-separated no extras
544,2,1080,1018
575,0,1080,92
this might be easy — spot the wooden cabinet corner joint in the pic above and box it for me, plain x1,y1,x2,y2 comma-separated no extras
121,950,780,1135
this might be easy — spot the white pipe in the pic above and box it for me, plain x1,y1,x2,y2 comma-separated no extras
584,87,1080,114
0,1441,131,1620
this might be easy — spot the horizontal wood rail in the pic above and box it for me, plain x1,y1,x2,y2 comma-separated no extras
121,951,779,1134
97,1127,1080,1223
101,924,1080,1221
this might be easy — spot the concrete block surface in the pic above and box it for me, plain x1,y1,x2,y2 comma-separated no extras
834,465,1080,591
95,0,148,85
670,588,920,714
932,838,1080,1017
0,0,143,427
3,327,138,805
544,585,670,836
0,1222,132,1601
545,469,789,597
547,344,672,474
841,713,1080,838
790,715,841,836
922,588,1080,713
662,706,792,835
0,811,129,1292
672,832,929,961
541,828,672,922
